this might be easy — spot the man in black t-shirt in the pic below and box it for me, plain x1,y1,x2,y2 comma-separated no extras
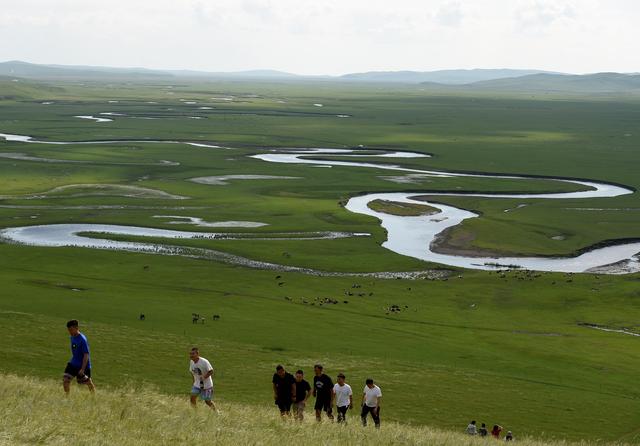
293,369,312,421
312,364,334,421
272,365,296,416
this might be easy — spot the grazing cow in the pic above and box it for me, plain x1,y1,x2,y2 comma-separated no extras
212,314,220,321
192,313,200,324
139,313,145,321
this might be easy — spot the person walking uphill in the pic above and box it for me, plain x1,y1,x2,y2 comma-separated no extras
361,378,382,428
272,365,296,417
189,347,218,412
293,370,312,421
333,373,353,423
63,320,95,394
313,364,334,421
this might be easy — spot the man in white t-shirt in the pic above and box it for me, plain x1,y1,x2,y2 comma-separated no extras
361,378,382,428
189,347,218,412
332,373,353,423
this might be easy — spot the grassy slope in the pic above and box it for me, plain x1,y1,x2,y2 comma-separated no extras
0,374,630,446
1,245,640,442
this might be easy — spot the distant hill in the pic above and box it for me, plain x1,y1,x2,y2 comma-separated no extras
3,61,640,93
464,72,640,93
0,61,320,81
0,61,559,84
340,69,558,84
166,68,304,79
0,60,172,80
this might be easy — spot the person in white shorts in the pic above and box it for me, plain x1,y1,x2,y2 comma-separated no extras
333,373,353,423
361,378,382,428
189,347,217,411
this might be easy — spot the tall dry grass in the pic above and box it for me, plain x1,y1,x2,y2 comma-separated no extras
0,375,628,446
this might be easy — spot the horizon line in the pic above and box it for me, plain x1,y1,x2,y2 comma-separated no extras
4,59,627,77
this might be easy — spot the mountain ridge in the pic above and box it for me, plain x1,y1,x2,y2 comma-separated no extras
0,60,562,83
2,61,640,92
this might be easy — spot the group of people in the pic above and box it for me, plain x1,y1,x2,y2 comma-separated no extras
467,421,514,441
62,320,513,438
271,364,382,427
61,321,381,427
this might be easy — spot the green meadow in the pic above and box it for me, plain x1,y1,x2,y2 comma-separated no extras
0,78,639,442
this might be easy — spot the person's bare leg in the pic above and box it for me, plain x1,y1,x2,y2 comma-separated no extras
204,399,219,413
295,405,304,422
315,409,321,421
63,376,71,395
190,395,198,407
86,378,96,393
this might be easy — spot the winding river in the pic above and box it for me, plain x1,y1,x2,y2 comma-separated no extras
1,133,639,274
252,149,640,274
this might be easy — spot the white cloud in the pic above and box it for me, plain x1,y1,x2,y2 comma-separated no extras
0,0,638,74
514,0,577,31
434,2,465,27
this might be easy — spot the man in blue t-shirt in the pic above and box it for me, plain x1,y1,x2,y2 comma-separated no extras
63,319,95,394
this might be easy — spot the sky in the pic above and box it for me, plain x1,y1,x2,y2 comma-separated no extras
0,0,638,75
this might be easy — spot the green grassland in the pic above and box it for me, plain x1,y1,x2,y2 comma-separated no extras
1,78,639,443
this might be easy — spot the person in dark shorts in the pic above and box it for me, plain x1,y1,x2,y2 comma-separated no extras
313,364,334,421
333,373,353,423
361,378,382,428
272,365,296,416
293,369,312,421
63,319,95,394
